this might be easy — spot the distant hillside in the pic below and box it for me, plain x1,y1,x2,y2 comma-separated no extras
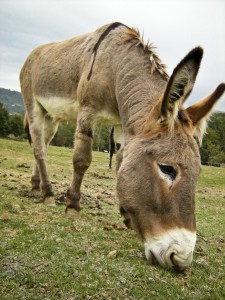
0,88,24,115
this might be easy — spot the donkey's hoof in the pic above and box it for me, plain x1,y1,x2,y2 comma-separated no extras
44,196,56,206
33,197,44,204
29,189,41,197
65,208,80,219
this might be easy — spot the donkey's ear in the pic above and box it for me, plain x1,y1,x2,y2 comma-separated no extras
160,47,203,124
186,83,225,144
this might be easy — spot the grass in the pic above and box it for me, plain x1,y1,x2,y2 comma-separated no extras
0,138,225,299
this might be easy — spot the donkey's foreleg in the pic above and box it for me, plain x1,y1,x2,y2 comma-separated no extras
66,116,93,217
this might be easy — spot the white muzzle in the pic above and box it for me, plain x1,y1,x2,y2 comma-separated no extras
144,228,196,270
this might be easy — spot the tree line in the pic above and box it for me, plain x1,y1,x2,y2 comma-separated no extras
51,121,110,151
0,103,110,151
0,103,24,138
200,112,225,164
0,102,225,163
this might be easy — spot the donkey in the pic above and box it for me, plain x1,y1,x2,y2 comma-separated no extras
109,127,115,169
20,22,225,271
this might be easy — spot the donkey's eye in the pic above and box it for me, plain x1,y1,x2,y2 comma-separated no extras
158,164,177,181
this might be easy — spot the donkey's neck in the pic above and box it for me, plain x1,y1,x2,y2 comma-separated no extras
116,62,167,138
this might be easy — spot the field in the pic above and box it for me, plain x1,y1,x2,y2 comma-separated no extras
0,138,224,300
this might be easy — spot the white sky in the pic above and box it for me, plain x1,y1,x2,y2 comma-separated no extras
0,0,224,111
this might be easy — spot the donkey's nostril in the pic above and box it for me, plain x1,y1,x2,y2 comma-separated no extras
169,252,185,271
170,252,175,263
170,252,179,269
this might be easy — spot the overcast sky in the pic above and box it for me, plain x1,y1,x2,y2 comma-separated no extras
0,0,224,111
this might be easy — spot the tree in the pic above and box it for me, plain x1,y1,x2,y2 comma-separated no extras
8,114,24,137
0,103,10,137
93,125,110,152
200,112,225,164
208,113,225,153
52,123,75,148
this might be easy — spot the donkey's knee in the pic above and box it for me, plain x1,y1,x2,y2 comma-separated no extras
73,154,92,176
73,131,92,173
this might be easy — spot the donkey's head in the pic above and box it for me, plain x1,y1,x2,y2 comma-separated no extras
117,47,225,271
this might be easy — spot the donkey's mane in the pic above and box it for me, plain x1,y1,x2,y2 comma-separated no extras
88,23,169,81
123,27,169,81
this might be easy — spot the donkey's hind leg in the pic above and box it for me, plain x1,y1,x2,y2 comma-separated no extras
28,105,57,204
30,161,41,197
30,115,58,201
42,115,59,205
66,109,93,218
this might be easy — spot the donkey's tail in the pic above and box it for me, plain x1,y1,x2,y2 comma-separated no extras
24,112,32,144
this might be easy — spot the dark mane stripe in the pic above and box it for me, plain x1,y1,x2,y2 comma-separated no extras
87,23,168,82
87,22,129,80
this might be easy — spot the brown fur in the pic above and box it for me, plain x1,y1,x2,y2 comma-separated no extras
20,22,225,270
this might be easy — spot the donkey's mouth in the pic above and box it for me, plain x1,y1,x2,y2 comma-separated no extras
144,228,196,271
146,248,191,272
165,248,193,271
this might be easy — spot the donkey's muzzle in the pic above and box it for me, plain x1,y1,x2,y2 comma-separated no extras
144,228,196,271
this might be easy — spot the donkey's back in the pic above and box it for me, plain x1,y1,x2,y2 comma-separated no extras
21,33,88,97
21,23,123,125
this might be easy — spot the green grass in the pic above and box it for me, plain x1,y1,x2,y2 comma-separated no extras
0,138,225,299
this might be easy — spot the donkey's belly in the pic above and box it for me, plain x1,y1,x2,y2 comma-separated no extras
37,96,79,123
37,95,121,126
